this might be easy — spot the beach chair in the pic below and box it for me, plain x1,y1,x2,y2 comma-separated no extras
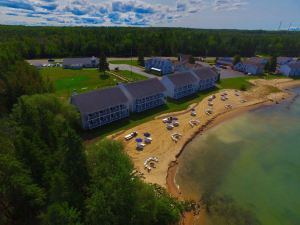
173,121,180,127
167,124,174,130
191,111,197,117
124,131,138,141
144,137,152,144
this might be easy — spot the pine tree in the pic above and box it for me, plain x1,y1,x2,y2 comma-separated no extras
189,55,196,64
233,54,241,65
138,51,145,67
99,54,109,75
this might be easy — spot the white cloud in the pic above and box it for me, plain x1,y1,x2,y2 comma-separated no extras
0,0,249,26
213,0,248,11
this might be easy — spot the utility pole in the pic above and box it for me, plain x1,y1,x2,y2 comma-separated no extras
278,21,282,31
131,47,133,77
131,35,133,77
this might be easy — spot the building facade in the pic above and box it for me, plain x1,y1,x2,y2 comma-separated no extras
234,62,264,75
161,71,198,99
145,58,174,75
277,57,294,66
280,61,300,77
71,87,129,130
120,78,167,113
191,67,218,91
234,57,266,75
63,57,99,69
216,57,234,67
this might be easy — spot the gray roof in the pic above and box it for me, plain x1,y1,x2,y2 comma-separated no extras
288,61,300,69
123,78,166,98
167,71,197,87
246,57,268,65
71,86,128,114
243,60,265,68
63,57,99,66
277,57,293,63
192,67,218,80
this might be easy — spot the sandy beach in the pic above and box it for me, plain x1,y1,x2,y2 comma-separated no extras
111,78,300,224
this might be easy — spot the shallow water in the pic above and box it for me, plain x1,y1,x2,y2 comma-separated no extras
176,88,300,225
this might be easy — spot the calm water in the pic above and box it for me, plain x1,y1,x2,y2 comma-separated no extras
176,88,300,225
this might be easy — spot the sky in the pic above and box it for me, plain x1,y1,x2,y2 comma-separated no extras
0,0,300,30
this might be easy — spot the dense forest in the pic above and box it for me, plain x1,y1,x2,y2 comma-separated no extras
0,94,186,225
1,25,300,225
1,25,300,59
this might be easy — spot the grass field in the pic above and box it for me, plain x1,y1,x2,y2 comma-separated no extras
41,68,149,98
109,59,140,67
113,70,147,81
41,68,125,98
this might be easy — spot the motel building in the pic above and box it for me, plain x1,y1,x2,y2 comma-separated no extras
162,67,218,100
234,61,264,75
277,57,294,66
71,87,130,130
63,57,99,69
280,61,300,77
161,71,198,99
191,67,219,91
145,57,174,75
119,78,167,113
234,57,268,75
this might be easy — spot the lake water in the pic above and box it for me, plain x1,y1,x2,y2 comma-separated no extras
176,88,300,225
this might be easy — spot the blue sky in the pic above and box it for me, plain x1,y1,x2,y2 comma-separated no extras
0,0,299,30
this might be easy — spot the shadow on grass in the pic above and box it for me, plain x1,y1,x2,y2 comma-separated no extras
99,74,110,80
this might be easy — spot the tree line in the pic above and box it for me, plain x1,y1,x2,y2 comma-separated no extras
1,25,300,60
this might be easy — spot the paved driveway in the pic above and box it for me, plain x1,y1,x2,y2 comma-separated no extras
109,64,158,79
219,68,246,79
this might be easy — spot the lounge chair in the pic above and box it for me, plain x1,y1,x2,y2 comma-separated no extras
144,137,152,144
173,121,180,127
124,131,138,141
191,111,197,116
167,124,174,130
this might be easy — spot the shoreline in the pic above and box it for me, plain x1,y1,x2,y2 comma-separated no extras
166,81,300,225
165,102,278,225
111,79,300,225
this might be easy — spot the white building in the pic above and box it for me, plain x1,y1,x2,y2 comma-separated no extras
63,57,99,69
145,58,174,75
161,67,218,99
119,78,167,113
71,87,130,130
191,67,219,91
277,57,294,66
161,71,198,99
279,61,300,77
234,57,267,75
216,57,234,67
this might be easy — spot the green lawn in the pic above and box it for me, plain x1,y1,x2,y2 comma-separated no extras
114,70,147,81
218,74,287,90
109,59,140,67
41,67,123,98
219,77,252,90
